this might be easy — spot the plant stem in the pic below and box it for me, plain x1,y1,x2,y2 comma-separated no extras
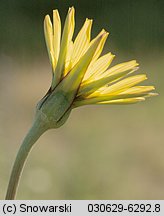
5,115,47,200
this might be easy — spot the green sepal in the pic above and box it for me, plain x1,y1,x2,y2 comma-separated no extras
36,90,72,129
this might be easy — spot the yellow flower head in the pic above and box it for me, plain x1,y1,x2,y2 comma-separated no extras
5,7,158,201
37,7,157,128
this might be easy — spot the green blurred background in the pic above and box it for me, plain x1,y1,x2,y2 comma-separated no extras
0,0,163,199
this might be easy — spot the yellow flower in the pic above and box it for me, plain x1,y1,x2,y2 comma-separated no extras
5,7,158,200
39,7,157,128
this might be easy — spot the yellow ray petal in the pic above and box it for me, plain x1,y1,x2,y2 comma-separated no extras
100,74,147,95
53,10,61,66
98,86,156,101
64,40,74,76
120,86,155,95
75,88,154,106
99,60,139,80
57,33,105,103
78,68,137,98
74,96,145,107
144,92,158,98
82,52,115,82
71,18,93,68
44,15,55,69
52,7,75,88
84,74,147,99
89,29,109,62
74,85,156,106
49,51,56,71
78,60,138,97
98,97,145,105
86,89,154,103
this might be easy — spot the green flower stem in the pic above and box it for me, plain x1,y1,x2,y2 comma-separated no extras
5,115,47,200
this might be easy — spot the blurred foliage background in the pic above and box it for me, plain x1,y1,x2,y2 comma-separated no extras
0,0,164,199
